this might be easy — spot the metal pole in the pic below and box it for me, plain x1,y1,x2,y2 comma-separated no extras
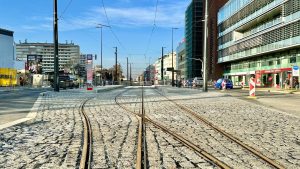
127,57,129,82
202,0,208,92
114,47,118,84
172,28,174,87
171,28,178,87
101,27,103,71
130,63,132,86
53,0,59,92
161,47,164,85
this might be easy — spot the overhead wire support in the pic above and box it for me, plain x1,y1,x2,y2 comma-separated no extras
144,0,159,56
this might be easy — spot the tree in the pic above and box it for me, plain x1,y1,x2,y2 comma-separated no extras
108,64,123,82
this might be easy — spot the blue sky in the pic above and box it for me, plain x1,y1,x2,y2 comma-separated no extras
0,0,191,77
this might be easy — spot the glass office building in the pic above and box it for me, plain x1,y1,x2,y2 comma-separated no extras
218,0,300,88
185,0,204,79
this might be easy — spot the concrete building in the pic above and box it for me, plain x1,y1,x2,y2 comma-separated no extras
207,0,228,80
0,28,16,86
16,42,80,73
218,0,300,88
184,0,227,81
176,39,187,81
152,52,177,85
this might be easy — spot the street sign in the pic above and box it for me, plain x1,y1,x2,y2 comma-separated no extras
166,67,174,71
292,65,299,76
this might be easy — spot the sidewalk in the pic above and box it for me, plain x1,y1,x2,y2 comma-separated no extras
241,86,300,94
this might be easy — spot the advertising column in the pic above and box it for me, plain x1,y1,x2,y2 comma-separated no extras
86,54,93,90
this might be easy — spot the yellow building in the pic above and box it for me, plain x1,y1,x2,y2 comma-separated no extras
0,68,17,86
0,28,16,86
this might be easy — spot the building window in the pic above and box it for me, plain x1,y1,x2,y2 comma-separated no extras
277,59,281,65
290,56,296,63
268,60,273,66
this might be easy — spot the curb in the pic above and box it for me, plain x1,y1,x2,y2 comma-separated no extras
95,85,124,93
0,92,47,130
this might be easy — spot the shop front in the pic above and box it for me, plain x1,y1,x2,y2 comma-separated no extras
225,71,255,86
255,68,292,88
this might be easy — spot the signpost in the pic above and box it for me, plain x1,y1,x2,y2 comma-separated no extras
292,65,299,77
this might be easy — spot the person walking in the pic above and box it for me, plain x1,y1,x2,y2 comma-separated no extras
295,80,299,90
284,77,290,90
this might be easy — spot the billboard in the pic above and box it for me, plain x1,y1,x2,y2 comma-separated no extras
26,55,42,74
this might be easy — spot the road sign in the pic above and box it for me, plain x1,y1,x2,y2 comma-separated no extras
292,65,299,76
166,67,174,71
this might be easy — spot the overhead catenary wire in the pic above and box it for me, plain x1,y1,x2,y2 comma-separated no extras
144,0,159,57
59,0,74,20
101,0,129,54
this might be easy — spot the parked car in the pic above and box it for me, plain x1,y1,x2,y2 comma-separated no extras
193,77,203,87
214,78,233,89
187,79,193,87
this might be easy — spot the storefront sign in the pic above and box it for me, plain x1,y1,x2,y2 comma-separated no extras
292,66,299,76
258,68,292,74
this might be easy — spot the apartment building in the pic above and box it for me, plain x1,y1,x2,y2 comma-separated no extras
218,0,300,87
16,42,80,73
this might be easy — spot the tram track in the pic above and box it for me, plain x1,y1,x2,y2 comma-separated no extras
79,98,93,169
153,87,286,169
115,87,230,169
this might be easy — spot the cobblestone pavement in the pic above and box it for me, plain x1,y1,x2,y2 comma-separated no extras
85,90,140,168
141,88,275,169
159,87,300,168
1,86,299,168
117,88,221,168
0,90,89,168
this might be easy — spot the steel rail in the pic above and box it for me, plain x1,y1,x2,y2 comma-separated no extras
79,99,93,169
115,88,230,169
114,89,143,169
144,117,230,169
154,88,286,169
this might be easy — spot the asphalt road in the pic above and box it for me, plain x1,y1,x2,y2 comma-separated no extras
0,87,51,125
217,88,300,117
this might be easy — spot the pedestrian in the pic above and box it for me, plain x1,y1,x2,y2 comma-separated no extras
295,80,299,90
284,77,290,89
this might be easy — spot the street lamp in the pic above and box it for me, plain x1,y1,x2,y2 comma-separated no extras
202,0,208,92
172,27,178,87
96,23,110,70
96,23,110,85
188,58,203,77
161,47,166,85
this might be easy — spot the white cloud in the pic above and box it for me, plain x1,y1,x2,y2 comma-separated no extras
18,1,190,32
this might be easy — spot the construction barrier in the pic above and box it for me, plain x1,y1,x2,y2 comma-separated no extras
222,80,226,90
249,77,255,97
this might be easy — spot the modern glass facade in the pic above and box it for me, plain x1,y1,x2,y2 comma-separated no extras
185,0,204,79
218,0,300,88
